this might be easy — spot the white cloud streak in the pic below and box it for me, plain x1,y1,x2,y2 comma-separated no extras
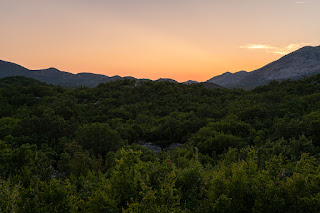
240,44,274,49
240,43,312,55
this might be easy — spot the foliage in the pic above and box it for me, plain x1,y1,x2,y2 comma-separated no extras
1,74,320,212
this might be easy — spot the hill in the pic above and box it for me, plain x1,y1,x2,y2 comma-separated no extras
0,60,116,87
0,60,224,88
207,71,249,88
1,74,320,211
208,45,320,89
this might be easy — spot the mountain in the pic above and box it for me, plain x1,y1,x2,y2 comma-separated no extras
182,80,199,84
0,60,221,88
1,60,220,89
207,71,249,88
2,45,320,89
207,45,320,89
156,78,178,83
201,82,224,89
0,60,30,78
0,60,138,87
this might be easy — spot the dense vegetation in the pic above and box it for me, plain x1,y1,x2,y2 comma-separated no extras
1,75,320,212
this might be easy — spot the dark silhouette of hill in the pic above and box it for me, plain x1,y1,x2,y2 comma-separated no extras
155,78,178,83
182,80,199,84
2,45,320,89
207,71,249,88
0,60,116,87
201,82,224,89
207,45,320,89
0,60,223,88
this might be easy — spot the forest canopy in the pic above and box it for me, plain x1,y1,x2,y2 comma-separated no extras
1,75,320,212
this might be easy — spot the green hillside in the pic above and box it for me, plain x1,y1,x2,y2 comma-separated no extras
1,75,320,212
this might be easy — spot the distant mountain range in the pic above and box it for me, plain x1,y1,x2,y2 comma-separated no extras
0,60,208,87
0,60,112,87
1,45,320,89
207,45,320,89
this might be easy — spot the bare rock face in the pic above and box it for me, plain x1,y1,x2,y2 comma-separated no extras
166,143,183,150
207,45,320,89
142,142,163,153
141,142,183,153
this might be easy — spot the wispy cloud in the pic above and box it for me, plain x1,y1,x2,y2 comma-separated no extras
240,44,274,49
296,1,306,4
240,43,312,55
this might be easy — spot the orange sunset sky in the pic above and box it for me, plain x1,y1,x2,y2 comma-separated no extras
1,0,320,82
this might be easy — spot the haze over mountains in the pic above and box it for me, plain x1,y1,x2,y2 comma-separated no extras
1,45,320,89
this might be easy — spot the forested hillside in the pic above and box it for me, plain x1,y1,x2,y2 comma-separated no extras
1,75,320,212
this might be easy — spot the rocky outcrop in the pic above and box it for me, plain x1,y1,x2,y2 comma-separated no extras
141,142,183,153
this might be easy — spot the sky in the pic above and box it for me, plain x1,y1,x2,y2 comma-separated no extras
1,0,319,82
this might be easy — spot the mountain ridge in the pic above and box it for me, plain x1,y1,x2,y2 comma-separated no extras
2,45,320,89
207,45,320,89
0,60,217,88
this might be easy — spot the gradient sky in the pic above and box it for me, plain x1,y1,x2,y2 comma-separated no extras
1,0,319,82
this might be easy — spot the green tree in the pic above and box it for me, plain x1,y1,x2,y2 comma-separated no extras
76,123,124,156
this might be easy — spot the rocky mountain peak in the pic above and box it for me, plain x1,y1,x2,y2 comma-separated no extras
208,45,320,89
